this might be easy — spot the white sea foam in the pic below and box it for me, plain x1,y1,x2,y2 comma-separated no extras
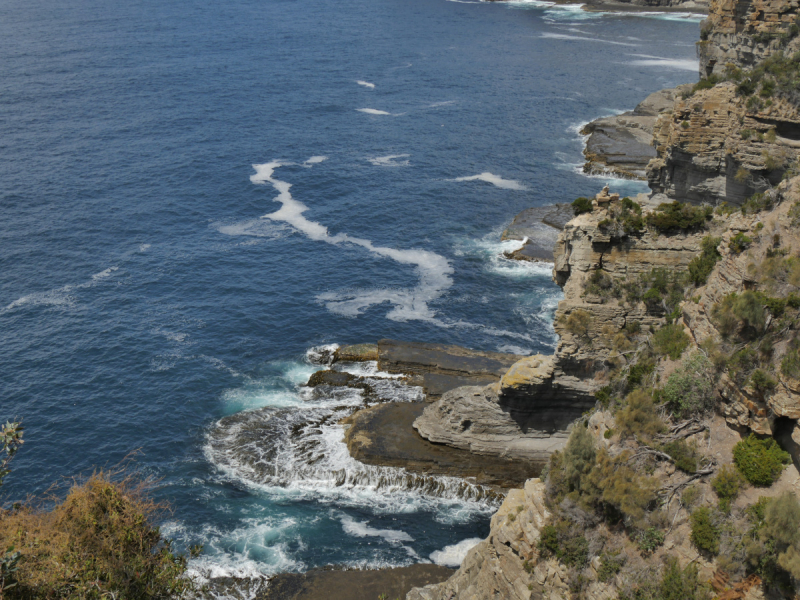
3,264,120,313
341,515,414,544
367,154,411,167
540,32,636,46
450,172,528,190
303,155,328,166
430,538,483,567
139,243,151,252
251,160,453,322
497,344,533,355
627,54,699,71
214,218,288,239
356,80,376,89
356,108,392,115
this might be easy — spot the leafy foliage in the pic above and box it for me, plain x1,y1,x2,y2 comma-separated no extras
729,232,753,254
690,507,721,555
687,236,722,286
636,527,665,555
572,196,593,216
653,324,690,360
733,434,791,487
660,353,715,417
615,390,664,441
0,421,23,490
560,309,593,339
712,464,746,503
537,521,589,568
646,202,712,234
585,448,658,527
662,439,699,474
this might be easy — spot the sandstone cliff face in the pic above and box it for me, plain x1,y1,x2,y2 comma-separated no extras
407,479,573,600
698,0,800,77
647,82,800,205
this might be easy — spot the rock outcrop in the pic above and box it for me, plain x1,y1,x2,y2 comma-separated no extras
698,0,800,78
377,339,524,400
583,0,708,11
407,479,568,600
647,82,800,205
501,204,572,263
581,87,688,180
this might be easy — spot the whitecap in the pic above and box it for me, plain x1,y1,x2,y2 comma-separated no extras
356,108,392,115
627,54,699,71
367,154,411,167
356,80,376,89
497,344,533,355
540,32,637,46
341,515,414,545
251,160,454,323
213,218,288,239
3,265,120,313
92,266,119,280
430,538,483,567
138,243,151,252
449,172,527,190
303,155,328,166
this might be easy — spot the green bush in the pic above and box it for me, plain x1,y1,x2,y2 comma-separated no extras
653,323,690,360
741,192,775,216
627,359,655,388
658,558,711,600
729,232,753,254
726,346,759,385
662,439,699,473
572,197,593,216
733,434,791,487
597,552,625,582
561,309,593,338
750,369,778,394
690,507,721,554
781,346,800,379
646,202,712,234
615,390,664,440
585,448,658,527
637,527,665,555
712,464,746,503
687,236,722,285
537,521,589,568
661,353,715,417
765,492,800,580
713,291,766,338
563,425,596,496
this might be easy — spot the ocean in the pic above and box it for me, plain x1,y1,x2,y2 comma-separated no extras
1,0,700,585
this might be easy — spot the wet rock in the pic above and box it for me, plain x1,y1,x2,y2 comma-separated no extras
377,339,523,401
342,401,538,489
333,343,379,363
307,370,357,387
500,204,573,263
258,564,454,600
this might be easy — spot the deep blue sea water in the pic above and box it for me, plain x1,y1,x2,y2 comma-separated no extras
1,0,700,584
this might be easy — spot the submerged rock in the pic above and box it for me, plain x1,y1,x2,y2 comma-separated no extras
333,343,379,363
500,204,572,263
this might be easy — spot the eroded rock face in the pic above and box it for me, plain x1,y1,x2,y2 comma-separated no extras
406,479,567,600
581,87,688,180
647,83,800,206
698,0,800,78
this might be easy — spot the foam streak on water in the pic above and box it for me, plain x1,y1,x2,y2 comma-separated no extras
252,161,454,322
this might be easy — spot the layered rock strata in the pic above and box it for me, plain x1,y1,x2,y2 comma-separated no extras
647,82,800,205
698,0,800,77
581,87,687,180
500,204,572,263
377,339,524,400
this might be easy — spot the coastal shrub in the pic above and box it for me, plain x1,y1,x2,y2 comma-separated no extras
750,368,778,394
585,448,658,527
658,558,711,600
597,197,645,238
653,323,690,360
690,507,721,555
765,492,800,579
572,196,593,216
597,551,625,582
712,464,746,504
0,472,199,599
584,268,615,299
687,236,722,285
726,346,759,385
537,521,589,568
781,344,800,378
733,434,791,486
646,202,712,234
661,353,715,417
636,527,665,555
713,291,766,338
595,385,612,408
662,439,699,473
561,309,593,339
729,232,753,254
615,390,664,441
562,425,596,496
741,191,775,216
626,268,685,316
627,359,655,388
